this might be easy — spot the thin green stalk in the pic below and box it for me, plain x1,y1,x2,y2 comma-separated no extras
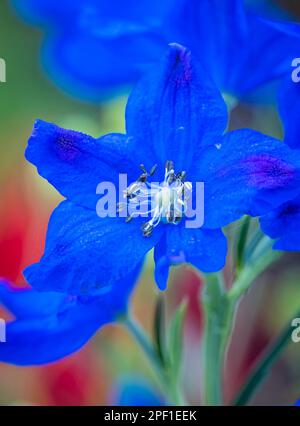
202,273,235,405
123,315,185,405
154,294,166,367
236,216,251,271
124,315,164,380
229,242,282,302
233,308,300,406
202,235,282,406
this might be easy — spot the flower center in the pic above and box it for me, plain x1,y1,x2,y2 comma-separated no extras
119,161,191,237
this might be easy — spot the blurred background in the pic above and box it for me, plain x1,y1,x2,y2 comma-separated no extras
1,0,300,406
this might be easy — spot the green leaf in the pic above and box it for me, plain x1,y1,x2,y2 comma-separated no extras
167,300,187,379
236,215,251,271
233,308,300,406
153,295,166,366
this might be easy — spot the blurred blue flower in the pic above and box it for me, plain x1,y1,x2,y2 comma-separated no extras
0,266,140,365
24,44,300,291
260,79,300,250
169,0,300,102
11,0,300,101
11,0,172,101
112,377,164,406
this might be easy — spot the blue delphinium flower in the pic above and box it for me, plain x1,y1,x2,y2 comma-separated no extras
11,0,172,100
260,79,300,250
169,0,300,101
0,266,140,365
23,44,300,292
11,0,300,101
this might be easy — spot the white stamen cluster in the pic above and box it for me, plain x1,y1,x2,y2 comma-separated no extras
119,161,191,237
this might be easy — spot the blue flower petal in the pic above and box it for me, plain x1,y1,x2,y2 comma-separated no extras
0,280,65,318
41,29,166,101
240,17,300,96
0,271,139,365
126,43,228,171
11,0,75,25
12,0,171,100
260,196,300,251
12,0,172,31
26,120,155,209
168,0,300,97
24,201,162,295
195,129,300,229
279,78,300,150
168,0,247,96
12,0,300,101
154,225,227,290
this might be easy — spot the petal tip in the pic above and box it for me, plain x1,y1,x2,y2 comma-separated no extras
166,43,192,85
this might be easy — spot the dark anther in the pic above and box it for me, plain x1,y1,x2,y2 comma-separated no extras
126,214,134,223
167,204,175,223
141,222,153,237
128,193,137,200
167,169,176,185
139,164,147,174
177,171,186,181
125,189,137,199
138,173,148,183
165,160,174,172
150,164,158,176
174,216,181,224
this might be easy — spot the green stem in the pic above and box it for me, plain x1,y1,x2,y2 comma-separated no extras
123,315,185,406
236,215,251,271
229,242,282,302
202,237,282,406
124,315,164,379
154,294,166,367
202,274,235,405
233,308,300,406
